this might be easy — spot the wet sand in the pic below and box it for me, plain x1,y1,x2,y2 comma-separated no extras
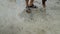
0,0,60,34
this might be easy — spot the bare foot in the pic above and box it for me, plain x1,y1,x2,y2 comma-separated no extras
26,10,31,13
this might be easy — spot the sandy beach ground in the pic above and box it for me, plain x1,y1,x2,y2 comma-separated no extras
0,0,60,34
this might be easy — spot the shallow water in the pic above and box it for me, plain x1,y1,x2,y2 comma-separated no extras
0,0,60,34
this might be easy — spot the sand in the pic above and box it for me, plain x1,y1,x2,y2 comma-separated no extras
0,0,60,34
